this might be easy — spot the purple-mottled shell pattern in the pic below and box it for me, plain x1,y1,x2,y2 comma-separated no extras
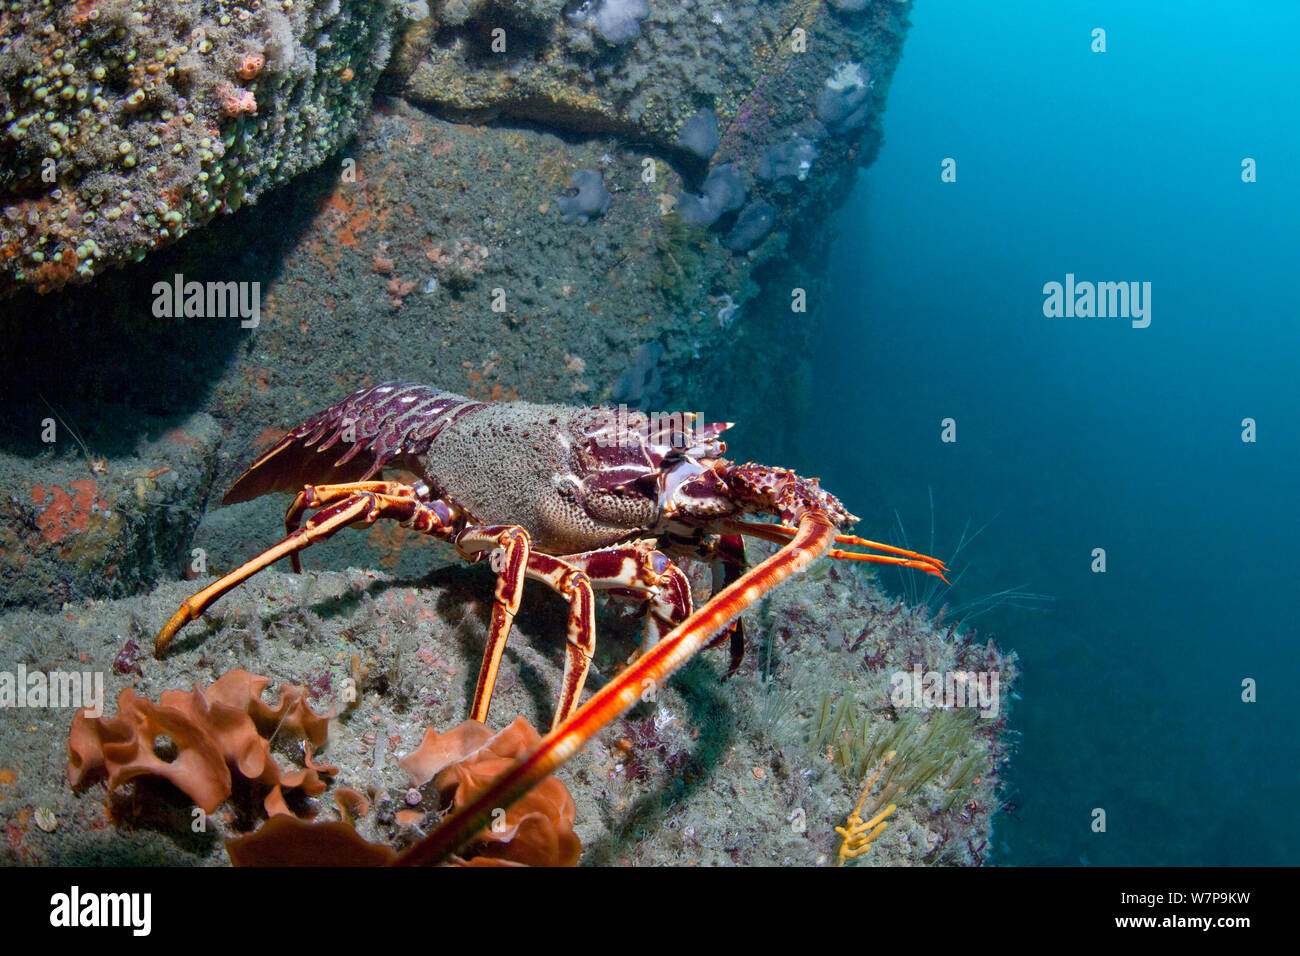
576,407,731,502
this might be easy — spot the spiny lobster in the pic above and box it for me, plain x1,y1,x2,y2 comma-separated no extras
153,382,947,863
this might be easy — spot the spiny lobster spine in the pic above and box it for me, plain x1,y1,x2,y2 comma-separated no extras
722,462,859,527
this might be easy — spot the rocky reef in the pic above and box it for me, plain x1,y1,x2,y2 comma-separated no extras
0,551,1017,866
2,0,902,296
0,0,403,294
2,0,913,606
0,1,1020,868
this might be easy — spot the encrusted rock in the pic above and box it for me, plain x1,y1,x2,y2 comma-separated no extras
0,412,220,611
0,0,404,296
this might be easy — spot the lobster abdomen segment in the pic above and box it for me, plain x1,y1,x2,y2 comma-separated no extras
223,383,486,504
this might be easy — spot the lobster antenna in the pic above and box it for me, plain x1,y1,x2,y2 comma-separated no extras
723,520,949,583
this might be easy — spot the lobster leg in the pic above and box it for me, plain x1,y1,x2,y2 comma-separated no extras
708,534,749,676
475,544,694,729
154,487,451,656
395,510,838,866
561,543,695,660
666,533,748,676
452,526,533,726
521,553,597,730
283,481,420,573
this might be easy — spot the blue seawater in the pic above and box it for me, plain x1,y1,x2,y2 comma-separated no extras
803,0,1299,865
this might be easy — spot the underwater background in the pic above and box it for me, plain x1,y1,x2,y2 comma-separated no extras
802,0,1299,865
0,0,1294,867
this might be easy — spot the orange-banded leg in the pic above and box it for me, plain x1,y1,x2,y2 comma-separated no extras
154,485,455,656
475,544,692,730
282,481,421,573
395,511,838,866
658,531,748,674
723,519,950,582
452,526,532,726
562,543,694,661
697,533,748,676
519,553,597,731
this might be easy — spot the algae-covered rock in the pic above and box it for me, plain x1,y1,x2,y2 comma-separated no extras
0,412,219,610
401,0,898,158
0,552,1017,866
0,0,906,299
0,0,915,609
0,1,993,873
0,0,404,296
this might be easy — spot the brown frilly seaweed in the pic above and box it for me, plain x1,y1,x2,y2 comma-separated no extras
67,669,578,865
67,669,335,816
227,816,398,866
401,716,581,867
226,716,580,866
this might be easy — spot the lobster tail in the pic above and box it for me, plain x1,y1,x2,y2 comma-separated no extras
223,383,486,504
